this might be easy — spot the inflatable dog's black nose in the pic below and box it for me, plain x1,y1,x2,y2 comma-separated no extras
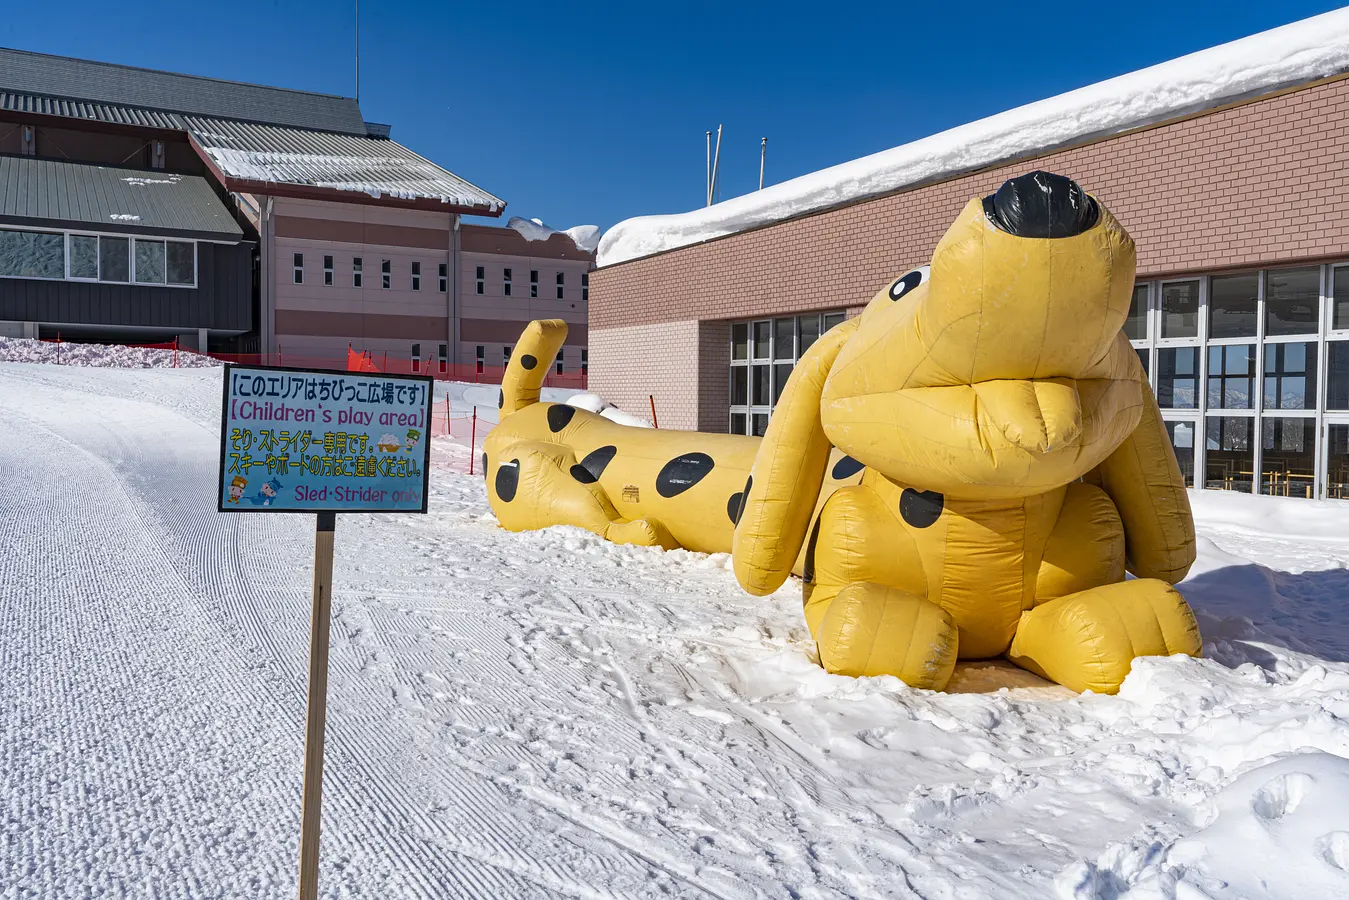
982,171,1098,238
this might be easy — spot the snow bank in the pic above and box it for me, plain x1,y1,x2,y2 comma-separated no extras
508,216,601,254
598,8,1349,267
0,337,220,369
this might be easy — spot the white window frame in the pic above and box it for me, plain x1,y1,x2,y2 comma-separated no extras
438,263,447,293
381,259,391,290
530,269,539,298
293,252,304,285
504,268,512,297
582,272,589,303
0,224,197,288
353,257,363,288
411,261,421,291
476,266,485,295
730,311,845,435
556,271,565,300
323,255,334,286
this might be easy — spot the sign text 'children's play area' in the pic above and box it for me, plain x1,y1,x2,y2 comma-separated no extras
217,365,434,513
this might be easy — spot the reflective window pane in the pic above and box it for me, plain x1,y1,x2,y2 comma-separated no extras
1207,344,1255,410
1164,420,1195,488
752,321,770,359
1124,284,1148,340
166,241,194,285
1157,347,1199,409
731,323,748,361
730,367,748,406
69,235,98,279
99,236,129,282
1328,342,1349,410
1328,424,1349,499
799,315,820,354
774,363,793,403
1263,341,1316,410
730,412,747,436
1265,267,1319,336
1335,268,1349,332
1160,281,1199,339
1260,417,1316,497
823,313,846,332
134,240,165,284
1204,417,1254,493
773,318,794,360
752,365,770,405
1135,346,1150,378
0,229,64,279
1208,274,1258,339
752,413,769,437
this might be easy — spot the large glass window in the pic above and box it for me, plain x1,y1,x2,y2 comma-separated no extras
99,236,129,283
1208,274,1258,339
68,235,98,280
799,316,821,355
0,229,64,279
1157,347,1199,409
1205,417,1254,493
1164,420,1196,488
773,318,794,360
1124,284,1148,341
1263,342,1316,410
1265,267,1319,336
1261,417,1316,497
135,240,166,284
1207,344,1255,410
1160,281,1199,339
752,321,770,359
1328,425,1349,499
730,367,748,406
1334,267,1349,332
730,312,850,434
731,323,748,361
1328,342,1349,410
166,242,194,285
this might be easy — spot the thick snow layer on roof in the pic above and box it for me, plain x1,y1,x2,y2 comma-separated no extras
508,216,601,254
598,8,1349,267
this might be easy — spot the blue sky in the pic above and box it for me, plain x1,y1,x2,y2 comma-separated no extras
3,1,1343,231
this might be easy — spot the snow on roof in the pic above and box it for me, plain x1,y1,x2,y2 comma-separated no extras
508,217,601,254
597,9,1349,268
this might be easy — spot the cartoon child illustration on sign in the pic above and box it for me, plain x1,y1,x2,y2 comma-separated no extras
228,476,248,504
249,477,283,506
404,429,422,453
376,433,401,452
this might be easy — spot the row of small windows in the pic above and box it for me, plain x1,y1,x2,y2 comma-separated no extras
292,254,448,292
473,267,589,302
474,344,588,375
409,343,448,374
0,227,196,287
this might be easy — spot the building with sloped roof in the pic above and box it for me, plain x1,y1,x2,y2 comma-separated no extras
0,46,589,370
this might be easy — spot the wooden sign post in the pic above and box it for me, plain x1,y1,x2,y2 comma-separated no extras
217,365,434,899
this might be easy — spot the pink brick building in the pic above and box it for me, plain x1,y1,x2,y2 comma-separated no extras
590,36,1349,500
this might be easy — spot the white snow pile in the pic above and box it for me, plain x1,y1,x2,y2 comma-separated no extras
565,390,652,427
0,336,220,369
598,8,1349,267
508,216,601,254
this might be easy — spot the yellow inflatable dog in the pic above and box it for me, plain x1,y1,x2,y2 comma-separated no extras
484,171,1201,694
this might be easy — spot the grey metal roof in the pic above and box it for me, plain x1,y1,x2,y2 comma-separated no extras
187,117,505,212
0,48,366,134
0,155,244,241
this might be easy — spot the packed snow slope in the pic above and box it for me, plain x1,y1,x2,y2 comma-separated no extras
3,363,1349,899
597,8,1349,267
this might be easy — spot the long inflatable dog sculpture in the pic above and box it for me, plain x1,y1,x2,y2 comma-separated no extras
484,171,1201,694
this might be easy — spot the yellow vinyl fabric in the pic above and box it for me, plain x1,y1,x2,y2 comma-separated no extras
483,172,1201,695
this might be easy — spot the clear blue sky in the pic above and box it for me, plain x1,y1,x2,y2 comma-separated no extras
3,1,1343,231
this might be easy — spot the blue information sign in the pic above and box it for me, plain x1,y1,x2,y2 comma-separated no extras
217,364,434,513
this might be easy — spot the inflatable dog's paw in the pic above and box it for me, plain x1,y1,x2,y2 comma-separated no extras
815,583,958,690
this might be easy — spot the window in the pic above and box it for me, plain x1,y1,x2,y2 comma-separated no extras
556,271,565,300
1204,417,1254,493
1265,267,1319,336
581,348,588,373
1164,421,1196,488
1328,425,1349,499
1261,417,1316,497
68,235,98,280
323,255,334,286
530,269,538,298
476,266,484,294
823,312,846,331
1207,344,1256,410
411,261,421,291
1264,342,1316,410
1329,342,1349,409
0,229,64,280
353,257,363,288
799,317,820,355
293,252,304,284
582,272,589,303
382,259,391,290
134,240,166,284
1135,347,1150,378
556,348,565,375
1124,284,1148,341
99,236,129,283
1209,274,1258,339
1160,281,1199,339
412,343,421,373
1335,267,1349,331
504,268,512,296
1157,348,1199,409
503,345,512,366
438,263,447,292
475,345,484,375
438,343,447,374
166,242,194,285
730,312,843,433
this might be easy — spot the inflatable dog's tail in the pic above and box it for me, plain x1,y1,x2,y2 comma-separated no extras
501,319,568,416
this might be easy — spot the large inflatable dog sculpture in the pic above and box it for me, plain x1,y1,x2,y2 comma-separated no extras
484,171,1201,694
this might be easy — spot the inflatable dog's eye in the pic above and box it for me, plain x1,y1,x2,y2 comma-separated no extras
888,266,930,301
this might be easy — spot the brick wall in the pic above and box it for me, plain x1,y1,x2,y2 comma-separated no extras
589,320,701,429
589,76,1349,427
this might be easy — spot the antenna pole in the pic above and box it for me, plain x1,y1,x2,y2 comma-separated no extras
705,131,712,206
355,0,360,103
710,124,723,204
759,137,767,190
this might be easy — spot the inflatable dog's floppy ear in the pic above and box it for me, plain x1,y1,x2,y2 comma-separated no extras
732,317,859,595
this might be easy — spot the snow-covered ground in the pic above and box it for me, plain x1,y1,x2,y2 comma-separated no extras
2,362,1348,899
